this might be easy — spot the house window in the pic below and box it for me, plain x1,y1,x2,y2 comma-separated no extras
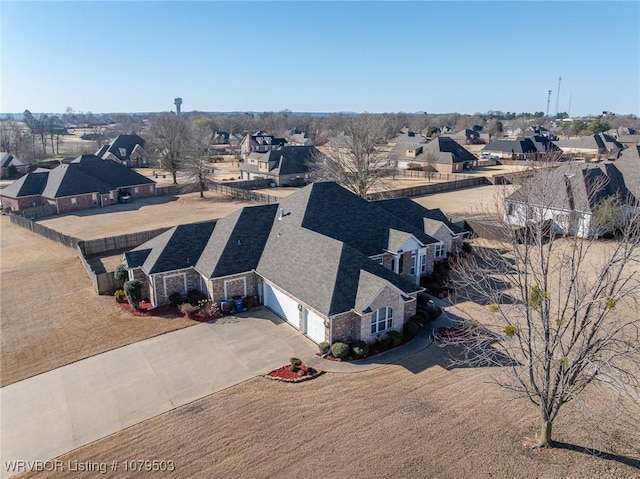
410,253,417,275
435,244,445,259
507,202,515,216
71,197,77,207
375,257,384,266
371,307,393,334
420,254,427,273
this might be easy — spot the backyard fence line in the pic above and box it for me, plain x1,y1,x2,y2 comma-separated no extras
397,170,478,181
9,213,80,249
11,204,57,219
209,182,279,204
78,227,173,256
219,178,271,189
367,177,490,201
156,185,179,196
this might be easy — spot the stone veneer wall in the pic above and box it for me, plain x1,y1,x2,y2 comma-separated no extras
153,268,204,306
331,311,361,343
205,272,259,302
359,285,407,344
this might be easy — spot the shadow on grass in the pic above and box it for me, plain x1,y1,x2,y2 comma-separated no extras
554,441,640,470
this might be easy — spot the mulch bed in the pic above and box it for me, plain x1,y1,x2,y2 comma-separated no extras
118,301,182,318
265,364,324,383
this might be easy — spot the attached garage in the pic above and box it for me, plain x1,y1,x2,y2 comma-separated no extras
303,308,326,344
264,283,300,327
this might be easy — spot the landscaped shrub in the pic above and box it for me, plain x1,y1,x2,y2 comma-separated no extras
462,242,473,255
123,280,143,309
417,292,431,306
351,340,369,358
168,292,182,305
187,289,207,305
331,342,350,359
114,289,126,303
403,320,420,338
178,302,200,318
290,357,302,372
387,330,403,347
318,341,330,354
114,264,128,281
377,335,392,349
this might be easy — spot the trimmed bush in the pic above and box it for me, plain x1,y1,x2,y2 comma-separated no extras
462,242,473,254
168,292,182,305
417,292,431,306
351,340,369,358
377,335,392,349
114,264,129,281
114,289,126,303
403,320,420,338
123,280,143,309
331,342,350,359
187,289,207,305
318,341,330,354
290,357,302,372
387,330,403,347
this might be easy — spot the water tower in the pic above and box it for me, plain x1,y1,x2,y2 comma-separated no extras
174,97,182,115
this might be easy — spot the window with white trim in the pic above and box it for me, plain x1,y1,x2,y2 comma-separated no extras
420,254,427,273
371,307,393,334
435,244,445,259
410,253,417,275
71,197,77,207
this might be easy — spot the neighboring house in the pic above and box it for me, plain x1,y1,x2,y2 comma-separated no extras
96,134,147,167
504,162,636,238
239,145,319,186
553,133,624,158
388,131,426,147
393,137,477,173
483,136,561,160
0,155,156,214
287,129,313,146
373,197,467,259
240,131,287,159
125,182,449,345
0,153,28,178
446,129,482,145
610,145,640,199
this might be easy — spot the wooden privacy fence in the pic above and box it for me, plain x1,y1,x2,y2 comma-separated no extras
11,204,58,219
397,170,478,181
78,227,173,256
9,213,80,248
367,177,490,200
77,245,125,295
219,178,271,189
156,185,179,196
209,182,279,204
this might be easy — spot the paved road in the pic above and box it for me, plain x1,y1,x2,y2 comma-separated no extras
0,309,317,478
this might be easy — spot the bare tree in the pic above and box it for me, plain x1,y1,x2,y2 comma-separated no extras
309,114,392,198
438,165,640,449
423,151,437,183
147,113,189,185
183,122,215,198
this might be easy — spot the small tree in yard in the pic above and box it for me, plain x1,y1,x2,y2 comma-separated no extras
183,122,215,198
147,112,189,185
439,165,640,449
114,264,128,281
123,280,143,309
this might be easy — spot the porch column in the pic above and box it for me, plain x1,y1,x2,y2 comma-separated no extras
394,252,401,274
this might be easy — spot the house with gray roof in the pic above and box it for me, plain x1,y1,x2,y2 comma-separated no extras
0,153,28,178
240,131,288,159
504,162,637,238
392,137,477,173
483,136,561,160
125,182,449,345
240,145,320,186
96,134,147,167
0,155,156,214
553,133,624,158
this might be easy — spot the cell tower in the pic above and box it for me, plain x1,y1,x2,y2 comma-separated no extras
546,90,552,117
554,77,562,117
174,97,182,116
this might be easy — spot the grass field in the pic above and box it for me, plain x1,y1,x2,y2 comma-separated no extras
0,216,196,387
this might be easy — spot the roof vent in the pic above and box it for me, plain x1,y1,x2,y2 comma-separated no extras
278,208,285,220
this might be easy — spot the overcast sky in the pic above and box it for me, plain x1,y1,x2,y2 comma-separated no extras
2,1,638,116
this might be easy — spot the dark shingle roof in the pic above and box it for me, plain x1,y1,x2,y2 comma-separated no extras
0,170,49,198
1,153,25,168
256,220,421,316
38,155,154,198
277,182,437,256
422,137,477,164
127,221,216,275
195,204,279,278
101,135,146,162
240,146,319,176
373,197,466,235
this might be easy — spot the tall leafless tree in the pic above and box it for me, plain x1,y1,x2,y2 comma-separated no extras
183,122,215,198
437,166,640,449
147,113,189,185
309,114,392,198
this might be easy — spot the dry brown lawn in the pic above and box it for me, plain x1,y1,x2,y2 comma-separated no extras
37,192,253,240
0,216,196,386
20,346,640,479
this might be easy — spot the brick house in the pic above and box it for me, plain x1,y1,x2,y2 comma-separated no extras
125,182,450,345
239,145,320,186
0,154,156,214
95,134,147,167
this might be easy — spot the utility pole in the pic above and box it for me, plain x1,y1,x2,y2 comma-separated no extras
567,92,572,118
554,76,562,117
546,90,552,117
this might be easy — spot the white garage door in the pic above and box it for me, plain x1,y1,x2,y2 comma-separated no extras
304,309,326,344
264,283,299,327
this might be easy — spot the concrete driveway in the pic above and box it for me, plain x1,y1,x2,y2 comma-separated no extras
0,309,317,478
